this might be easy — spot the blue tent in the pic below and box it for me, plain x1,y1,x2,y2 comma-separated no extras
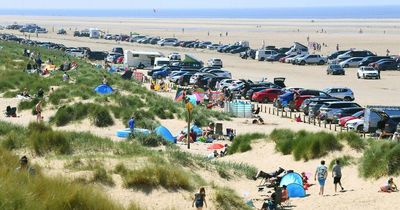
116,128,151,138
280,172,303,186
94,84,113,94
286,183,306,198
280,172,305,198
187,95,197,105
155,126,176,143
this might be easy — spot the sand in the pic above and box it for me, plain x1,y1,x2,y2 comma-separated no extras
1,16,399,210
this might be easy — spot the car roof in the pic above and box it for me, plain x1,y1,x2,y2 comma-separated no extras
324,101,357,104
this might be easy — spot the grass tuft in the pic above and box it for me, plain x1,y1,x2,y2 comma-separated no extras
228,133,267,154
213,186,252,210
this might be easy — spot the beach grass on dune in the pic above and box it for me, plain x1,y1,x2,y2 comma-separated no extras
329,155,356,170
227,132,267,154
122,164,195,191
271,129,343,161
0,148,125,210
213,186,252,210
336,132,366,151
359,141,400,179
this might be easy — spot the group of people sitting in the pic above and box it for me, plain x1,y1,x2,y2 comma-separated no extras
177,123,217,144
150,79,170,92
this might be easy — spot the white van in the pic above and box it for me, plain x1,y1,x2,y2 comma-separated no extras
124,50,164,68
255,50,278,61
154,57,170,68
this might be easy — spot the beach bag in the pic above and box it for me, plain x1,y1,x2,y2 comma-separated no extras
317,166,327,179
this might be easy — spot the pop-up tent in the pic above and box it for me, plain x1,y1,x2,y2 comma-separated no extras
94,84,113,94
279,172,305,198
155,126,176,143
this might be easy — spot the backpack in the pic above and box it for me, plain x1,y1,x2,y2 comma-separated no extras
195,193,203,206
317,165,327,179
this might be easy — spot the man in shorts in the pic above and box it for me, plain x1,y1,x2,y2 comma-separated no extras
314,160,328,195
332,160,344,192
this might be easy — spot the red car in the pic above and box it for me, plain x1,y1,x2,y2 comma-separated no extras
338,110,364,127
252,88,284,103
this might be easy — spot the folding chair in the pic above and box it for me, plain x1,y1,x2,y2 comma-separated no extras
215,123,224,140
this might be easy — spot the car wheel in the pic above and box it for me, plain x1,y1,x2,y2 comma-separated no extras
357,74,360,79
377,76,381,79
342,72,345,75
263,98,270,104
300,61,306,65
318,60,324,65
344,64,349,68
356,125,364,132
157,75,162,79
344,96,352,101
327,71,330,75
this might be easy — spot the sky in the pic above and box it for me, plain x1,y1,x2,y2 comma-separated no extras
3,0,400,9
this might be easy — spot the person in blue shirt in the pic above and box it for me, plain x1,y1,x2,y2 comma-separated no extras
128,116,135,137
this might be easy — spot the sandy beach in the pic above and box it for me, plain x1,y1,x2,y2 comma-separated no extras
1,16,400,210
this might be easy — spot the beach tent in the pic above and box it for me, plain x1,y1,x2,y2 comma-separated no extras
279,172,305,198
278,92,294,107
286,183,306,198
94,84,113,94
187,95,197,105
154,126,176,143
280,172,303,186
116,128,151,138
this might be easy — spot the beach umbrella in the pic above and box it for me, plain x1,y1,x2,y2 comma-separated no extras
207,143,225,150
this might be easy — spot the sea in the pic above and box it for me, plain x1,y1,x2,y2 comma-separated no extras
1,6,400,19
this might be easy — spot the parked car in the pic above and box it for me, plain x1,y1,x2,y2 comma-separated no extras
327,64,345,75
275,89,332,111
345,118,365,132
207,44,221,50
105,53,122,63
178,72,198,86
374,60,399,71
207,69,231,78
327,50,350,61
230,46,249,54
339,110,364,127
296,54,327,65
323,87,355,101
255,50,278,61
339,57,363,68
357,66,380,79
266,53,286,62
112,47,123,54
198,41,212,48
287,54,307,64
337,50,375,61
252,88,284,103
207,58,223,67
306,98,342,117
358,56,391,67
240,49,256,59
319,101,363,123
152,67,172,79
57,29,66,35
87,51,108,61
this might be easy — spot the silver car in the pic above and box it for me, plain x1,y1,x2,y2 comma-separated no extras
323,87,355,101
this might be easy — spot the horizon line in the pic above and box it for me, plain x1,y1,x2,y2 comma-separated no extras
1,5,400,10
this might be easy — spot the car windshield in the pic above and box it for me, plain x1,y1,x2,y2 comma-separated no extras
352,110,364,117
331,65,341,69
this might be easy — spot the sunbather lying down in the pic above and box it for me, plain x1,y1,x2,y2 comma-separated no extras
253,167,285,180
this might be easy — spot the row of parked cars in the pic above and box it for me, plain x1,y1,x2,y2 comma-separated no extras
6,23,47,34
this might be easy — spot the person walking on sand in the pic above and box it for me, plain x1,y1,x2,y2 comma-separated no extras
336,44,339,51
332,160,344,192
35,101,43,122
193,187,207,209
315,160,328,195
